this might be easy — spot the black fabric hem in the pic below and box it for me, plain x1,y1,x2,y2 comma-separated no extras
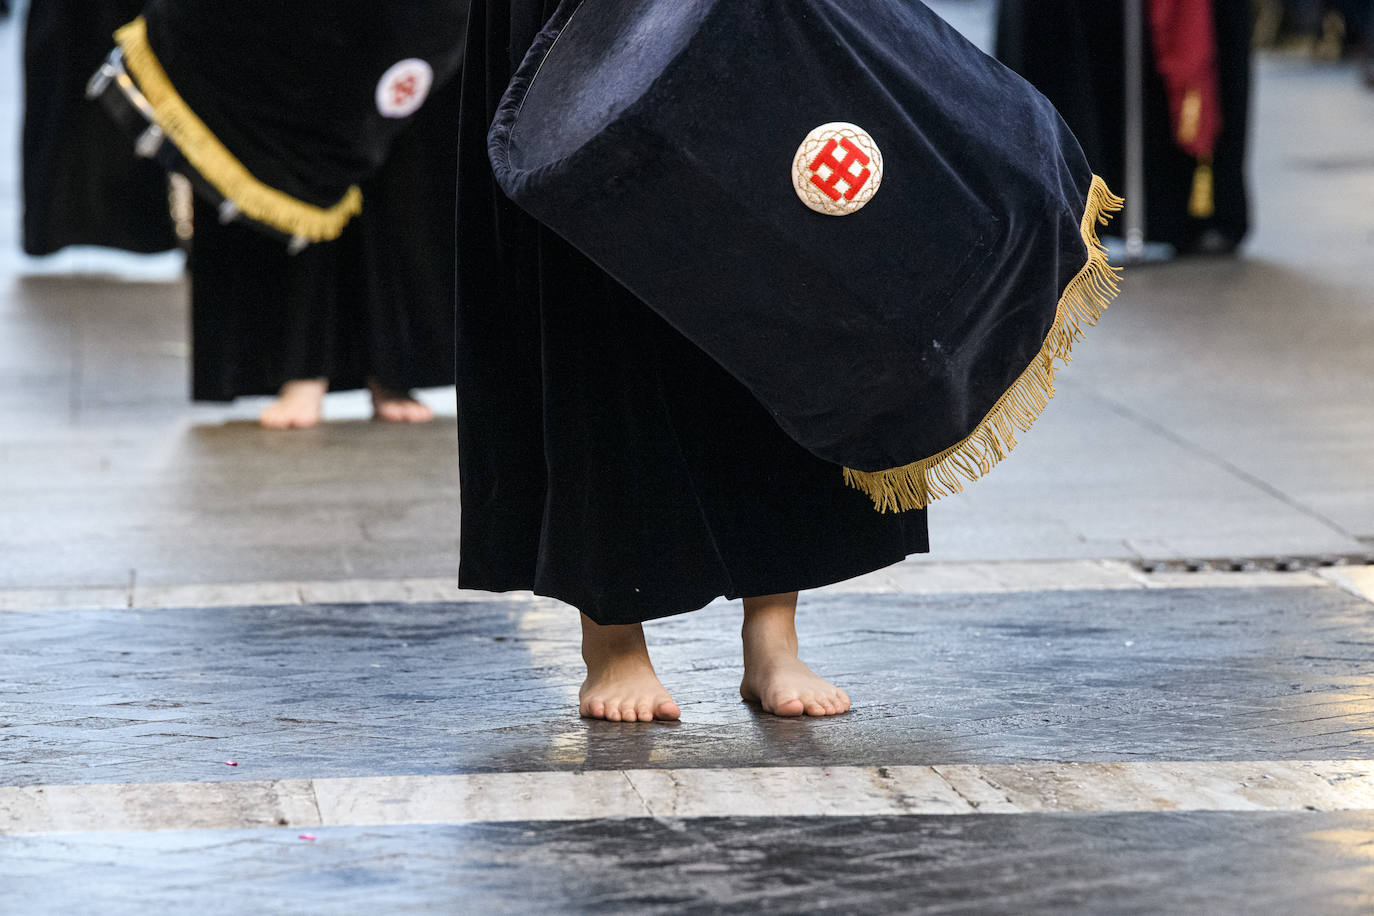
459,539,931,627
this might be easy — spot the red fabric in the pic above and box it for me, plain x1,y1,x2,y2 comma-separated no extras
1148,0,1223,158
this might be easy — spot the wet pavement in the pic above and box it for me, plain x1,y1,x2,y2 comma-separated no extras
3,0,1374,912
4,812,1374,915
2,586,1373,789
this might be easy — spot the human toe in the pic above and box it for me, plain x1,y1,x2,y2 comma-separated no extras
655,699,681,721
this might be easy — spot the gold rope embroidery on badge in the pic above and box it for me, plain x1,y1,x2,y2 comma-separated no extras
843,175,1124,513
115,17,362,242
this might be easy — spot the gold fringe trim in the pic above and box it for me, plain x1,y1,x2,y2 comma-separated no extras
843,175,1124,512
114,17,362,242
1188,158,1215,219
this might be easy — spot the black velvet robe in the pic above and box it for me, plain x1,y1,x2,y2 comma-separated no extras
189,70,460,401
996,0,1252,253
21,0,176,255
455,0,929,625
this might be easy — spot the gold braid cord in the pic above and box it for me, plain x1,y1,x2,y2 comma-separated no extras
115,17,362,242
844,175,1124,512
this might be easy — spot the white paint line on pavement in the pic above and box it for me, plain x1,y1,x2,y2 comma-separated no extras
0,563,1343,614
1320,566,1374,605
2,761,1371,835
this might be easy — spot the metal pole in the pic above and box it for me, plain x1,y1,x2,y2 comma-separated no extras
1123,0,1147,261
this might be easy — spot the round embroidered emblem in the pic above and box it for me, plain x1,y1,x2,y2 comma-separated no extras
375,59,434,119
793,122,883,216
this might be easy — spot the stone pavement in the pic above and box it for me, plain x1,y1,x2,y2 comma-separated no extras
3,581,1374,789
3,0,1374,912
1,574,1373,913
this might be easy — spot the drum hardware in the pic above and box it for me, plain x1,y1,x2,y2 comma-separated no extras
88,46,312,255
134,124,165,159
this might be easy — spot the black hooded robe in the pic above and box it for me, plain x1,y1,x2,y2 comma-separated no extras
22,0,176,255
454,0,929,626
996,0,1252,253
188,69,460,402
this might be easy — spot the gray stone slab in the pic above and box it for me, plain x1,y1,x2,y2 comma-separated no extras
1,587,1371,786
1,811,1371,914
0,419,461,588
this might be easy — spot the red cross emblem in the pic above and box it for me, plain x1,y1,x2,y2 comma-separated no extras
808,137,873,203
391,74,418,108
793,123,883,216
375,58,434,118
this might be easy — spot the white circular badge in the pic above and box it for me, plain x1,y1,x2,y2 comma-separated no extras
375,58,434,119
793,122,883,216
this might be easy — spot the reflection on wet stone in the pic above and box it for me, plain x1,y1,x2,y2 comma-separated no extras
0,586,1370,786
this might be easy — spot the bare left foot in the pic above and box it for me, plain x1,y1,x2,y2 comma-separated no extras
368,379,434,423
739,592,850,717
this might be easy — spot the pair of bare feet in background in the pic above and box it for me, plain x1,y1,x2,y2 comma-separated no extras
580,591,850,721
259,378,434,428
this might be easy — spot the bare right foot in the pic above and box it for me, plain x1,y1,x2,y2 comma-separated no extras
579,614,681,722
260,378,327,429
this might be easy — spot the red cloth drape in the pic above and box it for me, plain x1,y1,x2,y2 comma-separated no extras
1148,0,1223,159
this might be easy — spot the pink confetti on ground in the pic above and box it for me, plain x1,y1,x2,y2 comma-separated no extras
224,761,238,767
298,834,317,841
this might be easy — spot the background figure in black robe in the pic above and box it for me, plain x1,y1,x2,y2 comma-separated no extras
996,0,1252,255
456,0,928,721
22,0,176,255
189,69,460,427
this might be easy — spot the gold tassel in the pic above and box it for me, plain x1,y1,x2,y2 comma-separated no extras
844,175,1124,513
1188,159,1215,219
1178,88,1202,147
114,17,362,242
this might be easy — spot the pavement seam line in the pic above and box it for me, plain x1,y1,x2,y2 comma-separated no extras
3,762,1372,835
619,770,657,818
1089,393,1358,543
929,765,991,813
305,779,323,828
0,565,1349,613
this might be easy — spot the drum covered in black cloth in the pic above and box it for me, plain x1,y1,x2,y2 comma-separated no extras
489,0,1122,512
100,0,467,243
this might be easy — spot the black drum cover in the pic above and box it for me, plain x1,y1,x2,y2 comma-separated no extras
92,1,466,245
489,0,1122,512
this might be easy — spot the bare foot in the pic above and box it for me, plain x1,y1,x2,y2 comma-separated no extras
260,378,327,428
739,592,850,717
579,614,681,722
368,379,434,423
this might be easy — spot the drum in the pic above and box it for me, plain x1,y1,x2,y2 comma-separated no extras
88,1,467,249
488,0,1122,512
